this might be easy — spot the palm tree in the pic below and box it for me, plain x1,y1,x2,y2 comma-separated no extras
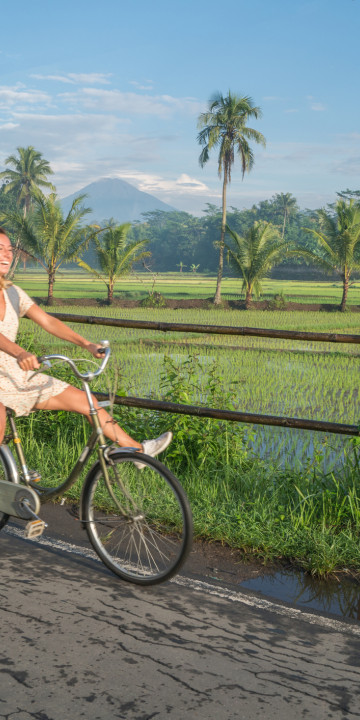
197,91,266,304
0,146,54,217
274,192,298,239
225,221,289,308
303,199,360,311
77,222,150,304
0,146,55,278
3,193,96,304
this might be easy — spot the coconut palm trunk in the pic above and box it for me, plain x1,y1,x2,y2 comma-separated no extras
341,270,349,312
214,176,227,305
107,280,114,304
47,267,55,305
245,288,252,309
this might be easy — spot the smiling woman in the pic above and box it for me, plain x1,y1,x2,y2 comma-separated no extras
0,227,172,460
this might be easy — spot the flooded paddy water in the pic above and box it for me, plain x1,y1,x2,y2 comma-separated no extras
240,568,360,621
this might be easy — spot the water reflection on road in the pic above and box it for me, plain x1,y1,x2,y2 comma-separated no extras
241,569,360,620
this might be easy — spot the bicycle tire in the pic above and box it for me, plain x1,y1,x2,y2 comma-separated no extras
82,450,193,585
0,446,19,531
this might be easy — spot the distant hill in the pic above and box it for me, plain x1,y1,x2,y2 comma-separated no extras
60,177,175,224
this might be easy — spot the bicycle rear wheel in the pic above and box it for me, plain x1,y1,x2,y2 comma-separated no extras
82,450,192,585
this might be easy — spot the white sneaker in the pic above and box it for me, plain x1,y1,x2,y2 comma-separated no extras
133,431,173,470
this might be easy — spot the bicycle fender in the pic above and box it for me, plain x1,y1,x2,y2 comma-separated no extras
0,445,20,484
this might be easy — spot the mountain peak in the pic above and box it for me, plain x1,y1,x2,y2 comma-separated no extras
61,177,175,223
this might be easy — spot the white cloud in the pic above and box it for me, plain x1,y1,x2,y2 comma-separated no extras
331,156,360,175
68,73,112,85
51,159,87,174
0,122,19,130
261,141,336,165
0,85,51,108
59,88,202,117
130,80,154,91
175,174,211,193
105,170,219,199
31,74,74,84
307,95,326,111
31,73,112,85
311,102,326,112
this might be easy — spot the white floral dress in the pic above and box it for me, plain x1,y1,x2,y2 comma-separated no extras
0,285,69,416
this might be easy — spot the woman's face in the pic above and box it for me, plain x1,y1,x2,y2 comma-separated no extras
0,234,13,277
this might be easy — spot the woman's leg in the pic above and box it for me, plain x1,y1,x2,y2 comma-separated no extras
0,402,6,444
34,386,142,449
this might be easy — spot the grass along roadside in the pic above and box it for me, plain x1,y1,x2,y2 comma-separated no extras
13,404,360,578
11,349,360,578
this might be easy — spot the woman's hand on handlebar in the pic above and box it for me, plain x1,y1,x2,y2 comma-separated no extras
86,342,106,359
17,351,41,371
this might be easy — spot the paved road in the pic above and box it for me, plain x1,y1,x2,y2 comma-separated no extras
0,517,360,719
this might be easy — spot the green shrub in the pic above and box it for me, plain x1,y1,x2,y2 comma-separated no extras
267,291,287,310
140,292,166,308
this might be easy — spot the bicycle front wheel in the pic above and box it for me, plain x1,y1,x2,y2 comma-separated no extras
82,450,193,585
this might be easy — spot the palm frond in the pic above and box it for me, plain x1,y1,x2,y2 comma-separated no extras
77,259,107,285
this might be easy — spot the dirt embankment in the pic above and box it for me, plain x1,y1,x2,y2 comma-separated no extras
34,297,360,312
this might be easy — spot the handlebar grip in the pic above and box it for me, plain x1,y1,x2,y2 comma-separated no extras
37,356,52,368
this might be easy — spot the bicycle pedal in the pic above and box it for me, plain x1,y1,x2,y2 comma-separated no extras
25,520,46,539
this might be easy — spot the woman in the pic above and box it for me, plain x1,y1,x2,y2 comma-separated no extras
0,228,172,464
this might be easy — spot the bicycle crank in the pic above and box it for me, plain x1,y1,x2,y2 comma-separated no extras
0,479,41,520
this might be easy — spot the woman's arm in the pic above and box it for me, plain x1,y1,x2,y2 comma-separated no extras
25,304,102,358
0,331,38,369
0,303,102,371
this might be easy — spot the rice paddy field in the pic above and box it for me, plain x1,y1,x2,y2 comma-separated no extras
12,271,360,576
15,268,360,305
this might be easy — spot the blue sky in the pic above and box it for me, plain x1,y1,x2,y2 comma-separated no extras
1,0,359,214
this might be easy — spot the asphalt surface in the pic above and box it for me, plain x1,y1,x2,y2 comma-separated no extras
0,505,360,719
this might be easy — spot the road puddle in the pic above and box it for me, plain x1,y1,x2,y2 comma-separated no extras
240,570,360,620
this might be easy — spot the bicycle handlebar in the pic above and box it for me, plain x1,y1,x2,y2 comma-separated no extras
37,340,111,382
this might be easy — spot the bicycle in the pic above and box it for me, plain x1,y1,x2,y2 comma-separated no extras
0,341,193,585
